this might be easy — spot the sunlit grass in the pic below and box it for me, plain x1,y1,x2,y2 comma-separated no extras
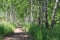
0,21,16,36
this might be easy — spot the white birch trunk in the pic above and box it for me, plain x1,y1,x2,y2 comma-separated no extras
43,0,49,28
6,4,8,21
51,0,59,27
30,0,33,22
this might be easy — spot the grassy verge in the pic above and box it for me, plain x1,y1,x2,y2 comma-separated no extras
0,21,16,37
23,23,60,40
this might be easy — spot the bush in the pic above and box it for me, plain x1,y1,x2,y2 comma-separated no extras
0,21,16,36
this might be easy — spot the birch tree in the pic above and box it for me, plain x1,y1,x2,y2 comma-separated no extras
51,0,59,27
43,0,49,28
30,0,33,22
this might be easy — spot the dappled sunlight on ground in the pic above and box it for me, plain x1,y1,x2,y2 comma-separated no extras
14,28,24,33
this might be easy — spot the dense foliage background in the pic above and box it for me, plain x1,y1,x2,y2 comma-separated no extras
0,0,60,40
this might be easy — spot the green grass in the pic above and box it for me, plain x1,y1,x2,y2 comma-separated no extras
24,23,60,40
23,23,31,32
28,24,42,40
0,21,16,36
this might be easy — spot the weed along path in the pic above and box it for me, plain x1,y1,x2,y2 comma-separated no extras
3,27,33,40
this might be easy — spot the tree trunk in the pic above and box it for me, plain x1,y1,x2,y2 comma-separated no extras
51,0,59,27
43,0,49,28
10,3,13,22
30,0,33,22
38,1,42,25
6,4,8,21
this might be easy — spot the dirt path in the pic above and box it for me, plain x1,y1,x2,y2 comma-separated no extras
3,27,33,40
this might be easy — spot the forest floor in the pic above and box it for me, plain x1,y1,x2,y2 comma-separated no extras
3,27,33,40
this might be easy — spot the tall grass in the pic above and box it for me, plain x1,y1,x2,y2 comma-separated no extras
25,23,60,40
0,21,16,36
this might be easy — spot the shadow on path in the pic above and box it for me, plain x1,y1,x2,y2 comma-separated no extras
3,27,33,40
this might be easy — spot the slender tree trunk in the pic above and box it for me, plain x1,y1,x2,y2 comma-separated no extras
12,9,16,23
38,1,41,25
10,3,12,22
38,1,42,25
43,0,49,28
51,0,59,27
30,0,33,22
6,9,8,21
10,3,15,23
6,4,8,21
38,0,44,26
